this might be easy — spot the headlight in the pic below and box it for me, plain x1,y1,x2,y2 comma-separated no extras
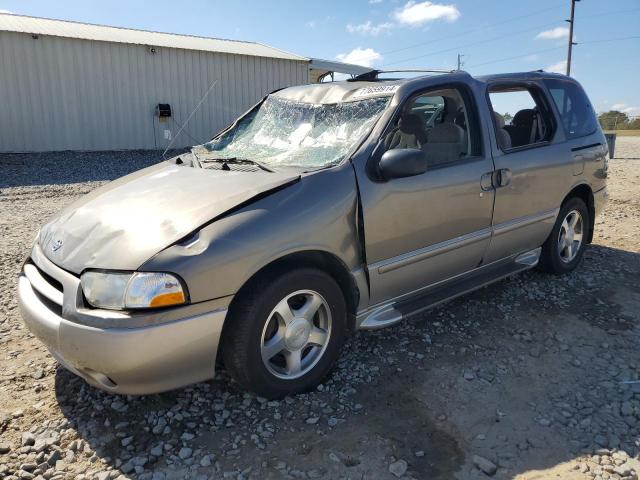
81,271,187,310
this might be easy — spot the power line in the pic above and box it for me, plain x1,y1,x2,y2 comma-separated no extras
346,5,639,66
382,7,640,70
567,3,640,75
375,5,563,60
465,36,640,70
466,46,566,69
577,7,640,20
381,19,565,68
347,5,565,65
579,35,640,45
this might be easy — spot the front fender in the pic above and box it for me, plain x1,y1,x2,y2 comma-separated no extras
140,163,361,303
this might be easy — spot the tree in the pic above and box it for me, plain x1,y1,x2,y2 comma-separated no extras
628,116,640,130
598,111,629,130
503,112,513,125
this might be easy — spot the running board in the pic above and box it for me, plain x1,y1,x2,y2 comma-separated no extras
358,248,540,330
515,247,541,266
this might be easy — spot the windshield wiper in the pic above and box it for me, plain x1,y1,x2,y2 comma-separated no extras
199,156,274,173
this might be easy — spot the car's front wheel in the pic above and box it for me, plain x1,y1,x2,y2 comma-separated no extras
222,268,347,398
538,196,590,274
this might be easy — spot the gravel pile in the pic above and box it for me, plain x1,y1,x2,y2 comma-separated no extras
1,144,639,480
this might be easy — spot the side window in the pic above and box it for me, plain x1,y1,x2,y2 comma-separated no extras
411,96,445,128
488,85,554,151
544,79,598,139
383,87,475,167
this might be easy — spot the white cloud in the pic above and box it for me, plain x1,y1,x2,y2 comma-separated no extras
346,1,459,38
0,9,13,14
523,54,540,62
346,21,394,36
536,26,570,40
393,1,460,27
336,47,382,68
610,103,640,115
305,20,317,29
546,60,567,74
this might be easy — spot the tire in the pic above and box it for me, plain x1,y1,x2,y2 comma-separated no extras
538,196,590,274
222,268,347,399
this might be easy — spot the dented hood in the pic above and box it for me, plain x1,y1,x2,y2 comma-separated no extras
39,162,299,274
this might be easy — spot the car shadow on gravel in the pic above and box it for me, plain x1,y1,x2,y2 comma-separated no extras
0,150,187,188
53,354,467,479
51,244,640,479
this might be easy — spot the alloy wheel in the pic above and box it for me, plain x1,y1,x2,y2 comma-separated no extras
557,209,584,263
260,290,332,380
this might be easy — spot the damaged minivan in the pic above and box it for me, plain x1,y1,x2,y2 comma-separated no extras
18,70,608,398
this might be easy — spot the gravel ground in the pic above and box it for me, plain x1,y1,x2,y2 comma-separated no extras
613,136,640,159
1,140,639,480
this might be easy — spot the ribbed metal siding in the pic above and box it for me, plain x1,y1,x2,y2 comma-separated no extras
0,31,309,152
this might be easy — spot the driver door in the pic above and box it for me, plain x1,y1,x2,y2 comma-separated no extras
355,85,496,305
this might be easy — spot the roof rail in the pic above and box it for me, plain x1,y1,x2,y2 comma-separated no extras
347,68,458,82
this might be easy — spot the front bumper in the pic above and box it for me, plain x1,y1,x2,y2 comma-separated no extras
18,245,229,395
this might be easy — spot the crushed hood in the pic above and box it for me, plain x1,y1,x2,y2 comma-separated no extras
39,162,299,274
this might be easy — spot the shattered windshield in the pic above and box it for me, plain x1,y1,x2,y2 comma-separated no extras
201,95,389,169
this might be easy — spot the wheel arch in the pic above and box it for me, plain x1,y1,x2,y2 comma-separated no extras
563,183,595,243
239,250,360,316
218,250,360,364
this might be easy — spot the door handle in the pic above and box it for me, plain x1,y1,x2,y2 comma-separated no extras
494,168,512,188
480,172,493,191
481,169,512,191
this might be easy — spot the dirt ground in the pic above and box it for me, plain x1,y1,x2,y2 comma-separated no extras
0,140,639,480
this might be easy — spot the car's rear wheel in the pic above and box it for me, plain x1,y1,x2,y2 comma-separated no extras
538,197,589,274
222,268,347,398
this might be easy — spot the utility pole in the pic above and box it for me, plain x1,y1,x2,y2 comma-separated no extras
457,53,464,71
566,0,579,75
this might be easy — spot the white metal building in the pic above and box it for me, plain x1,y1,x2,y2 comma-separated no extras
0,14,367,152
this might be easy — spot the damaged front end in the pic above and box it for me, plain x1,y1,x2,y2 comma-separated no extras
38,160,300,274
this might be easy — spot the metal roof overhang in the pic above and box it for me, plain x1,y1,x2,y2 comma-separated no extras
309,58,373,83
0,13,307,61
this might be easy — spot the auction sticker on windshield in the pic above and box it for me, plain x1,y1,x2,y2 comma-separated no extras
351,85,399,99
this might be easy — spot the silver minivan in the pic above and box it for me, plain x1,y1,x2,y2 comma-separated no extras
18,70,608,398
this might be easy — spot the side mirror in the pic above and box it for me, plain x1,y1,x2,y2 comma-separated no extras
379,148,429,180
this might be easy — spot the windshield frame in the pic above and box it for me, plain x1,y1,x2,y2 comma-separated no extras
196,93,393,172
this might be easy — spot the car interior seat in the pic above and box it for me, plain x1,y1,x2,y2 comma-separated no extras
493,111,512,150
453,108,469,155
384,113,428,150
422,97,466,165
504,108,537,147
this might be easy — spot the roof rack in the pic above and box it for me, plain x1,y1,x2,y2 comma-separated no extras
347,68,457,82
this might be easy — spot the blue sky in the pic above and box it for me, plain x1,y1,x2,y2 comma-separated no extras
1,0,638,115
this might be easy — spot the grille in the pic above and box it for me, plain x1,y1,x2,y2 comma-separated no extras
33,288,63,317
23,259,64,316
35,263,63,293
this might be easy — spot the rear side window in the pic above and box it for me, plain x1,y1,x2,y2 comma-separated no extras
544,79,598,139
488,85,554,150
